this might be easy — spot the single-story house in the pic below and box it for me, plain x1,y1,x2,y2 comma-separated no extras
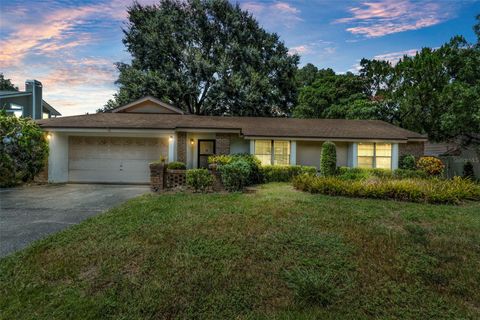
1,80,61,119
37,96,426,184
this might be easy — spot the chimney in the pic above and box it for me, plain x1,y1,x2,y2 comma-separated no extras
25,80,42,119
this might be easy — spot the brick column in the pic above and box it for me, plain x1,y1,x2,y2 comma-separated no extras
176,132,187,163
215,133,232,155
399,141,425,159
150,162,165,192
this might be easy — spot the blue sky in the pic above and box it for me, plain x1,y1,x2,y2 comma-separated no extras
1,0,479,115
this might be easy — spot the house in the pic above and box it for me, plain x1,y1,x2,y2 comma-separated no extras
37,96,426,184
0,80,61,119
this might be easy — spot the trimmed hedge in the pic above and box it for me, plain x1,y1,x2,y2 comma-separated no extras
186,169,214,192
261,165,317,182
219,159,251,192
209,153,263,186
292,175,480,204
320,141,336,177
167,161,186,170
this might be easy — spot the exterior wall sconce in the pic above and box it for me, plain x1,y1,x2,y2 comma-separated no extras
46,133,52,140
169,135,173,142
190,139,194,145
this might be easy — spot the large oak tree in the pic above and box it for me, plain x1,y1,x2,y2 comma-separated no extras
102,0,299,116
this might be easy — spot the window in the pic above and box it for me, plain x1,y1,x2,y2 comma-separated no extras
254,140,290,165
274,141,290,165
254,140,272,166
357,143,392,169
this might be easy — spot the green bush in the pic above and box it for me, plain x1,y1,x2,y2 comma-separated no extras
208,154,233,166
463,161,475,179
167,161,186,170
292,175,480,204
400,155,417,170
210,153,263,185
261,165,317,182
417,156,445,176
219,159,251,192
336,167,393,180
393,169,429,179
186,169,214,192
1,112,49,187
320,141,336,177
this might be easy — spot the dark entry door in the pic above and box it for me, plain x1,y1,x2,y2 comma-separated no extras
198,140,216,168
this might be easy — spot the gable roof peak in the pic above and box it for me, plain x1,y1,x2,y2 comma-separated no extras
110,96,185,114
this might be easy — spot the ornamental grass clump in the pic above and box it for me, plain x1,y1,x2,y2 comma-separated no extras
292,174,480,204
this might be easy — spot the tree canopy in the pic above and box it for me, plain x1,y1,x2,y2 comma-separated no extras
293,15,480,146
102,0,298,116
0,73,18,91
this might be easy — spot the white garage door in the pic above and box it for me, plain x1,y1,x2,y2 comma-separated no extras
68,136,168,183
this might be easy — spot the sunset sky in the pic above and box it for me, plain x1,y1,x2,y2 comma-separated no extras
1,0,479,116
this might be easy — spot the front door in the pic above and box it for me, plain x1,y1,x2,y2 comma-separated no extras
198,140,216,168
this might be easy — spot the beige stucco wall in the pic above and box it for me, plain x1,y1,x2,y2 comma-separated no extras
296,141,349,169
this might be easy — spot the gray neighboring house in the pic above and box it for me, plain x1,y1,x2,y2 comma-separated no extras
37,96,427,184
0,80,61,119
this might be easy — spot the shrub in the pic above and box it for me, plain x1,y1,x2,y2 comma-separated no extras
336,167,393,180
186,169,214,192
1,112,49,187
463,161,475,179
261,165,317,182
320,141,336,177
400,155,416,170
208,154,233,166
167,161,186,170
393,169,429,179
292,175,480,205
219,159,252,191
233,153,263,185
417,156,445,176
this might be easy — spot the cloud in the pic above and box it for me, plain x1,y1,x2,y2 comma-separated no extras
241,1,302,29
374,48,419,64
335,0,453,38
288,45,312,55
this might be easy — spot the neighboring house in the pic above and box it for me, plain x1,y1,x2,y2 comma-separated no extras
425,140,479,178
0,80,61,119
37,96,426,184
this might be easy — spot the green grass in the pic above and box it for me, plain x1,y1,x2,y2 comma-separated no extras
1,183,480,319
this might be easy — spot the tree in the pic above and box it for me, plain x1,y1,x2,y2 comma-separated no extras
292,71,367,118
0,73,18,91
102,0,299,116
0,111,48,187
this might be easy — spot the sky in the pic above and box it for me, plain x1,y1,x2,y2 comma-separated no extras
1,0,479,116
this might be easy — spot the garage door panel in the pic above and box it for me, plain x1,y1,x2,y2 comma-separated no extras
68,136,167,183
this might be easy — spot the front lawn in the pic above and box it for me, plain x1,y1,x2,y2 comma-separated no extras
1,183,480,319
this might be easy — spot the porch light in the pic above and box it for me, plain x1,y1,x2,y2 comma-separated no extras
46,133,52,140
169,136,173,142
190,139,194,145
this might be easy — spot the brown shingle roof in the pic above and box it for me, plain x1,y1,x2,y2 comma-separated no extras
37,113,426,141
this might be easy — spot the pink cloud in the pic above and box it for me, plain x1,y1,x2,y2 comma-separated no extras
241,1,302,28
335,0,453,38
374,48,419,64
288,45,311,55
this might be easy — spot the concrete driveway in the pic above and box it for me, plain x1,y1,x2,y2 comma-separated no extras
0,184,149,257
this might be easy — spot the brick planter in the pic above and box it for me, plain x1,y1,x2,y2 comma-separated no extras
166,169,187,189
150,162,166,192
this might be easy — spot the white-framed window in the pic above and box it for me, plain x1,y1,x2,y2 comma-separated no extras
358,143,392,169
254,140,290,165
